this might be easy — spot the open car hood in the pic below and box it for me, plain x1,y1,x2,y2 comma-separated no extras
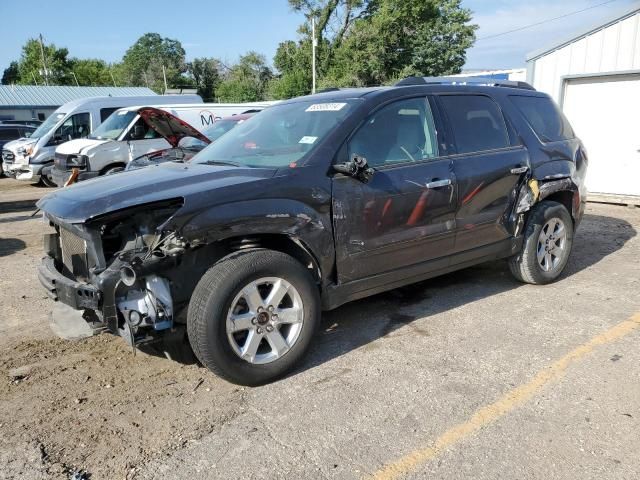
138,107,211,148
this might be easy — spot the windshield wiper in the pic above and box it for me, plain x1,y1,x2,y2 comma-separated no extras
202,160,243,167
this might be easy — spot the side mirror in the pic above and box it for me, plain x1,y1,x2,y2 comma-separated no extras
24,132,31,138
333,153,374,183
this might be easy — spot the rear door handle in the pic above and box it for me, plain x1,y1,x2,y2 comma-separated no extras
425,178,452,189
510,166,529,175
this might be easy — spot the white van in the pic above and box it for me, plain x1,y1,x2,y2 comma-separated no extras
1,95,202,186
52,102,277,186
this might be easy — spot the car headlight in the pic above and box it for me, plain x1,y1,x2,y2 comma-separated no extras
67,155,88,168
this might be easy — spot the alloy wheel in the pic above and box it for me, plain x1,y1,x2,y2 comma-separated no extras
226,277,304,364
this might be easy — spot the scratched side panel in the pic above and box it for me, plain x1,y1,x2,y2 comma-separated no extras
452,147,529,253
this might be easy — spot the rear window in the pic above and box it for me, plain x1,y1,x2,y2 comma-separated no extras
439,95,510,154
510,95,574,143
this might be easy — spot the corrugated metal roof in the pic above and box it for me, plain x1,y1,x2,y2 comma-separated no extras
526,3,640,61
0,85,157,107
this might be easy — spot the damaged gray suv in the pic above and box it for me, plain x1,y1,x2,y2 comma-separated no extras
37,77,587,385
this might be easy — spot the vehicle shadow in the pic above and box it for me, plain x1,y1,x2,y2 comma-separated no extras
296,212,636,375
0,237,26,257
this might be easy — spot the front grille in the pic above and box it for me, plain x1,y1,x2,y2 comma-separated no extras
60,228,89,280
2,149,14,163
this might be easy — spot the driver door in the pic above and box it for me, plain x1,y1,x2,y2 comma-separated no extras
332,96,457,283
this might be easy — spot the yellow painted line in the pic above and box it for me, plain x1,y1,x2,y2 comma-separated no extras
370,312,640,480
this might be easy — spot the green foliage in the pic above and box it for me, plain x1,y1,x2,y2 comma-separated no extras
70,59,114,86
269,70,311,99
2,1,476,99
188,57,221,101
1,61,19,85
12,38,74,85
216,52,273,102
120,33,187,93
281,0,477,89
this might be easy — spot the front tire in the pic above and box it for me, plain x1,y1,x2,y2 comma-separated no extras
187,249,320,386
509,200,574,284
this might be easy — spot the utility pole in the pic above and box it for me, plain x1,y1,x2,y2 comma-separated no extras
162,65,168,93
38,34,49,86
71,72,79,86
311,18,317,94
31,71,39,86
109,69,117,87
143,71,149,88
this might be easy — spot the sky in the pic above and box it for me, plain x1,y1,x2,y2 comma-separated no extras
0,0,637,75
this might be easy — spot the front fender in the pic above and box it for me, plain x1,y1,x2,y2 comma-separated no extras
173,198,335,278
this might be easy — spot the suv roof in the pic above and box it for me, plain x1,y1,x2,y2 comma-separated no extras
281,76,541,105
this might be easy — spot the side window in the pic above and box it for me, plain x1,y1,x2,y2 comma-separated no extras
348,97,438,167
55,113,91,140
127,117,159,140
100,107,119,123
0,128,19,140
439,95,510,154
510,95,574,143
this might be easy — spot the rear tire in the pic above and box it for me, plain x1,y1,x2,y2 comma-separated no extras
187,249,320,386
509,200,574,284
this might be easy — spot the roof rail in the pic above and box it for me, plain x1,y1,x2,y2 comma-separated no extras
395,76,536,90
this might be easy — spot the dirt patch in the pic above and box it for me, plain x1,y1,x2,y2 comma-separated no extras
0,335,246,479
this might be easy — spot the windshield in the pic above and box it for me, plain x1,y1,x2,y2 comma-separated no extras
30,113,65,139
193,100,356,168
89,110,136,140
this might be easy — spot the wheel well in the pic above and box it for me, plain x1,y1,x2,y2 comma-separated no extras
217,234,322,284
542,190,575,222
99,162,126,175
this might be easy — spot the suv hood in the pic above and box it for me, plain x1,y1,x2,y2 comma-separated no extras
139,107,210,148
37,161,276,224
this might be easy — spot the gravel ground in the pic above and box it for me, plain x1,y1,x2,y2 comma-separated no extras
0,179,638,480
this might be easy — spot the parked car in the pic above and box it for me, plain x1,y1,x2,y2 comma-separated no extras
0,124,37,176
126,113,254,172
52,104,273,186
37,77,587,386
1,95,202,186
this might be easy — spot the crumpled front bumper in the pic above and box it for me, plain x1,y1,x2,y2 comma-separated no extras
38,255,100,310
3,162,44,182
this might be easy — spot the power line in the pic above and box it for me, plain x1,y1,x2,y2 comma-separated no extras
476,0,620,42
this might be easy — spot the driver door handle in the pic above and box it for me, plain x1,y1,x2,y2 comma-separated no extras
425,178,452,189
510,166,529,174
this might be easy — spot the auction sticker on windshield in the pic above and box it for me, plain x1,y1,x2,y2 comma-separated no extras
305,103,347,112
298,136,318,144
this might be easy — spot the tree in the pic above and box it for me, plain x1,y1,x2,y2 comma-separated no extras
120,33,187,92
12,38,74,85
276,0,477,90
2,61,19,85
188,57,221,101
70,59,115,86
216,52,273,102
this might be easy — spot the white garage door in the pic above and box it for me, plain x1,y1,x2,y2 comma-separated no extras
563,74,640,197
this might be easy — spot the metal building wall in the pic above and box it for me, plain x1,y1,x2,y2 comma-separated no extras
528,9,640,102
